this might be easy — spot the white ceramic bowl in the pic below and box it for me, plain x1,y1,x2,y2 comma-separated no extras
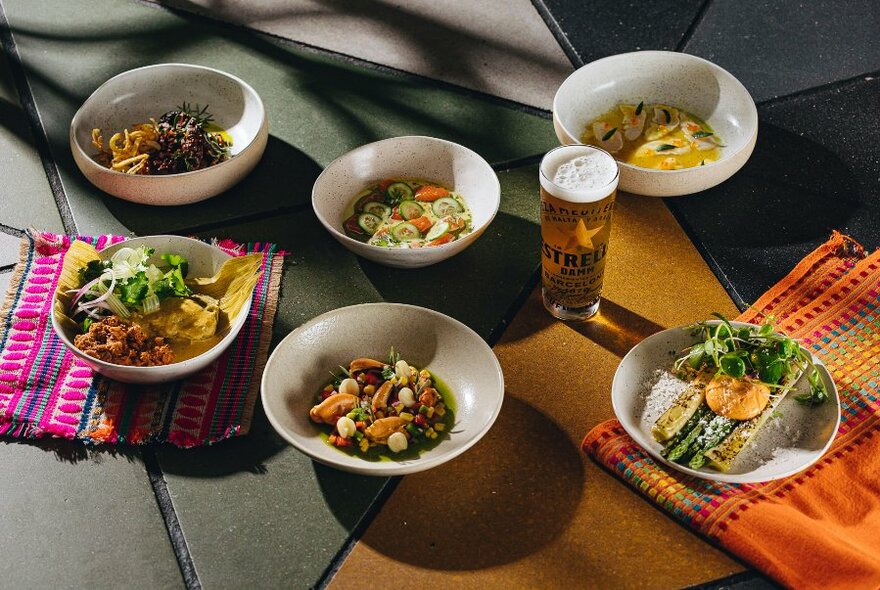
261,303,505,476
51,235,253,384
70,63,268,205
611,321,840,483
553,51,758,197
312,136,500,269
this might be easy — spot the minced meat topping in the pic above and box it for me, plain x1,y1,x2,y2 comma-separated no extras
73,316,174,367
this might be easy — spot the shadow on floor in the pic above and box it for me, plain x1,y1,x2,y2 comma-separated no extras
317,395,584,569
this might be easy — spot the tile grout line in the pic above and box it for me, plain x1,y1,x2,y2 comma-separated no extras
755,68,880,108
529,0,584,67
133,0,551,119
674,0,715,52
143,447,202,590
0,0,76,235
1,5,199,584
315,476,403,588
684,570,777,590
0,223,24,238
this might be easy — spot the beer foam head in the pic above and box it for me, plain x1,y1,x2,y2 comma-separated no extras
540,145,619,203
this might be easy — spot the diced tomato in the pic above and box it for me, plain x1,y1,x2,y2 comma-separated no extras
377,179,395,191
355,421,366,429
320,390,334,400
414,414,429,428
414,185,449,202
335,436,353,447
390,208,403,221
363,371,382,386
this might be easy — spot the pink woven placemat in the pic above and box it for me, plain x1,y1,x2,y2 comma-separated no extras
0,231,285,447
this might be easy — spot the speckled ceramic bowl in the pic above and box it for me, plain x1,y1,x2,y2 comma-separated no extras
50,235,253,384
611,321,840,483
312,136,500,269
261,303,505,476
553,51,758,197
70,63,268,205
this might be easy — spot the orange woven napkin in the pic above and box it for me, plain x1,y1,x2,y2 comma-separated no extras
583,232,880,589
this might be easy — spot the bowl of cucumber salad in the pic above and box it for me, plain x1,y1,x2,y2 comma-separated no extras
612,317,840,483
312,136,500,269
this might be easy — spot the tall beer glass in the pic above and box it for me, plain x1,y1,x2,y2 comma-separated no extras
539,145,619,321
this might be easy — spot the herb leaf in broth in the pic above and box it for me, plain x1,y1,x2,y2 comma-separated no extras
601,127,618,141
635,101,644,116
663,108,672,124
655,143,678,152
692,130,714,139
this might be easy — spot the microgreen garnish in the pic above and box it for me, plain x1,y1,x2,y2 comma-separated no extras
602,127,618,141
693,130,714,139
635,101,644,116
176,102,215,127
655,144,677,152
674,313,828,407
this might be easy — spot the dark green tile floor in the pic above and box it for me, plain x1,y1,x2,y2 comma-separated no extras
0,1,553,587
5,0,556,237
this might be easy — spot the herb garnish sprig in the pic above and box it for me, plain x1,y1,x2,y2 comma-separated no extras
673,313,828,407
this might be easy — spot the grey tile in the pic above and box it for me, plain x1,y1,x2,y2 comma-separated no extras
536,0,706,65
156,212,386,589
0,230,22,267
0,49,63,233
0,443,181,588
0,269,11,294
157,0,573,110
684,0,880,102
4,0,558,237
666,75,880,305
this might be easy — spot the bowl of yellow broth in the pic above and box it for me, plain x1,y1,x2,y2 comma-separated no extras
553,51,758,197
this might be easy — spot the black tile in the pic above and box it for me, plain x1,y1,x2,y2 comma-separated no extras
534,0,707,66
684,0,880,102
687,571,781,590
667,76,880,306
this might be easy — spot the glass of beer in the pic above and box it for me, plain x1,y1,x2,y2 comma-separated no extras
539,145,619,321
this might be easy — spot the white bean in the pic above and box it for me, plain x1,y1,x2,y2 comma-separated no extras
395,360,410,380
387,431,408,453
339,378,359,396
398,387,416,408
336,416,356,439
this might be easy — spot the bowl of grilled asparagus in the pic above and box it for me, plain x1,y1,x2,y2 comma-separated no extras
611,317,840,483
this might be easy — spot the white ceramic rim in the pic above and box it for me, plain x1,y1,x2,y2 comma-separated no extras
553,50,758,175
69,63,266,179
311,135,501,259
50,235,252,373
261,302,506,476
611,320,841,484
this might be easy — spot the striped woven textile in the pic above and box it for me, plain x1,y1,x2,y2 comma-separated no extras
583,232,880,589
0,232,285,447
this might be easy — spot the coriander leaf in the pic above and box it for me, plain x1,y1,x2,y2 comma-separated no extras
161,253,189,277
80,259,111,282
118,273,150,306
692,130,714,138
720,354,746,378
602,127,618,141
655,144,677,152
381,366,395,380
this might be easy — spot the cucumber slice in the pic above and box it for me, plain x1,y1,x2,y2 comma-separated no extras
363,202,392,219
385,182,414,205
354,192,384,212
343,213,367,241
391,222,421,242
399,200,424,221
357,213,383,235
425,221,450,241
432,196,462,217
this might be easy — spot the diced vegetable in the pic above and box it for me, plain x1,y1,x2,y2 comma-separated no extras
354,191,384,212
432,196,463,217
363,202,392,219
357,213,384,235
385,182,414,204
398,200,424,221
414,185,449,202
425,221,450,242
